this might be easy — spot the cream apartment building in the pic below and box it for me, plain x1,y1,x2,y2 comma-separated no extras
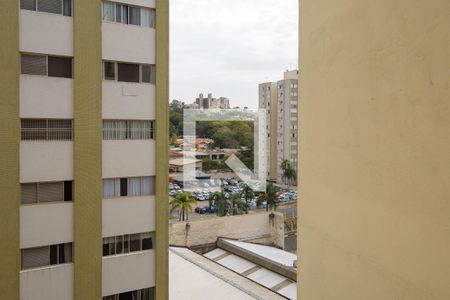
259,70,298,184
0,0,168,299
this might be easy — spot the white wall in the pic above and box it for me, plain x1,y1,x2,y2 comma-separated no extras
103,196,155,237
102,81,155,120
109,0,155,8
20,75,73,118
20,202,73,249
20,142,73,183
20,10,73,56
102,22,155,64
20,264,73,300
102,140,155,178
102,250,155,296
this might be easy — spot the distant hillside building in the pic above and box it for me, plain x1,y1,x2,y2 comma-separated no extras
190,93,231,109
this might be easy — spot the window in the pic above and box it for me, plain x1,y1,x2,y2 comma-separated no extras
21,181,73,204
102,1,155,28
103,177,155,198
20,0,72,16
21,54,46,75
103,232,154,257
102,1,115,21
21,54,73,78
141,64,156,84
21,243,72,270
104,61,116,80
21,119,72,141
118,63,140,82
103,288,155,300
48,56,72,78
129,6,141,25
103,61,155,83
103,120,154,140
39,0,62,14
141,8,155,27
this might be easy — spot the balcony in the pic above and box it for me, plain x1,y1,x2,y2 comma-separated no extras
103,196,155,237
20,263,73,300
102,250,155,297
20,10,72,56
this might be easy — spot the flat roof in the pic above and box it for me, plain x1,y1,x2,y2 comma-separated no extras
170,247,285,300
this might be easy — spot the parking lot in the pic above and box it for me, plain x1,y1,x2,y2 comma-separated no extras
169,178,297,220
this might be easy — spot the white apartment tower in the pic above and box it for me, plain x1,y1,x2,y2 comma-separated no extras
259,70,298,184
0,0,169,299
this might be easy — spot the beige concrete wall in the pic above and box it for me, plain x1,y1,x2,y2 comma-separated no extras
298,1,450,299
170,212,284,248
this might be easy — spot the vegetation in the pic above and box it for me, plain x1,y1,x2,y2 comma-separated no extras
197,121,254,150
202,159,231,171
281,159,297,186
240,183,254,214
257,182,279,212
211,191,230,217
169,100,184,136
169,192,197,221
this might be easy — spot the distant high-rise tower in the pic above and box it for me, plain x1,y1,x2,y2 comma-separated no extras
0,0,169,299
259,70,298,184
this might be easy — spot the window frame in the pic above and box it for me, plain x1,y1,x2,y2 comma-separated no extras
20,0,72,17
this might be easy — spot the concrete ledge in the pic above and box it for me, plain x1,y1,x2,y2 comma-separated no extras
217,238,297,281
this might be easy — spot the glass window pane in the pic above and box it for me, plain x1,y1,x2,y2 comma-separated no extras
142,232,153,250
116,4,122,22
129,7,140,25
103,238,110,256
38,0,62,14
104,61,115,80
117,63,139,83
129,177,141,196
116,236,123,254
38,181,64,203
122,5,129,24
123,235,129,253
50,245,58,264
48,56,72,78
130,234,141,252
141,176,155,195
103,179,115,199
22,246,50,270
141,8,150,27
21,0,36,11
103,1,115,21
109,237,116,255
21,54,47,76
62,0,71,16
21,183,38,204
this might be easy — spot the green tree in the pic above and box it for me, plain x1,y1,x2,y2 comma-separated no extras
211,191,230,217
257,182,279,212
169,192,197,221
240,183,254,214
230,193,244,215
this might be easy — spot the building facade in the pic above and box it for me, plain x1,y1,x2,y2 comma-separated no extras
0,0,168,299
192,93,230,109
259,70,298,184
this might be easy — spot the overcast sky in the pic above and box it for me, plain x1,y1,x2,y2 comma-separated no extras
170,0,298,108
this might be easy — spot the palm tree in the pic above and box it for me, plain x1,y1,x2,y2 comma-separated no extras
170,192,197,221
211,191,230,217
257,182,279,212
281,159,290,185
240,183,254,214
230,193,244,215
